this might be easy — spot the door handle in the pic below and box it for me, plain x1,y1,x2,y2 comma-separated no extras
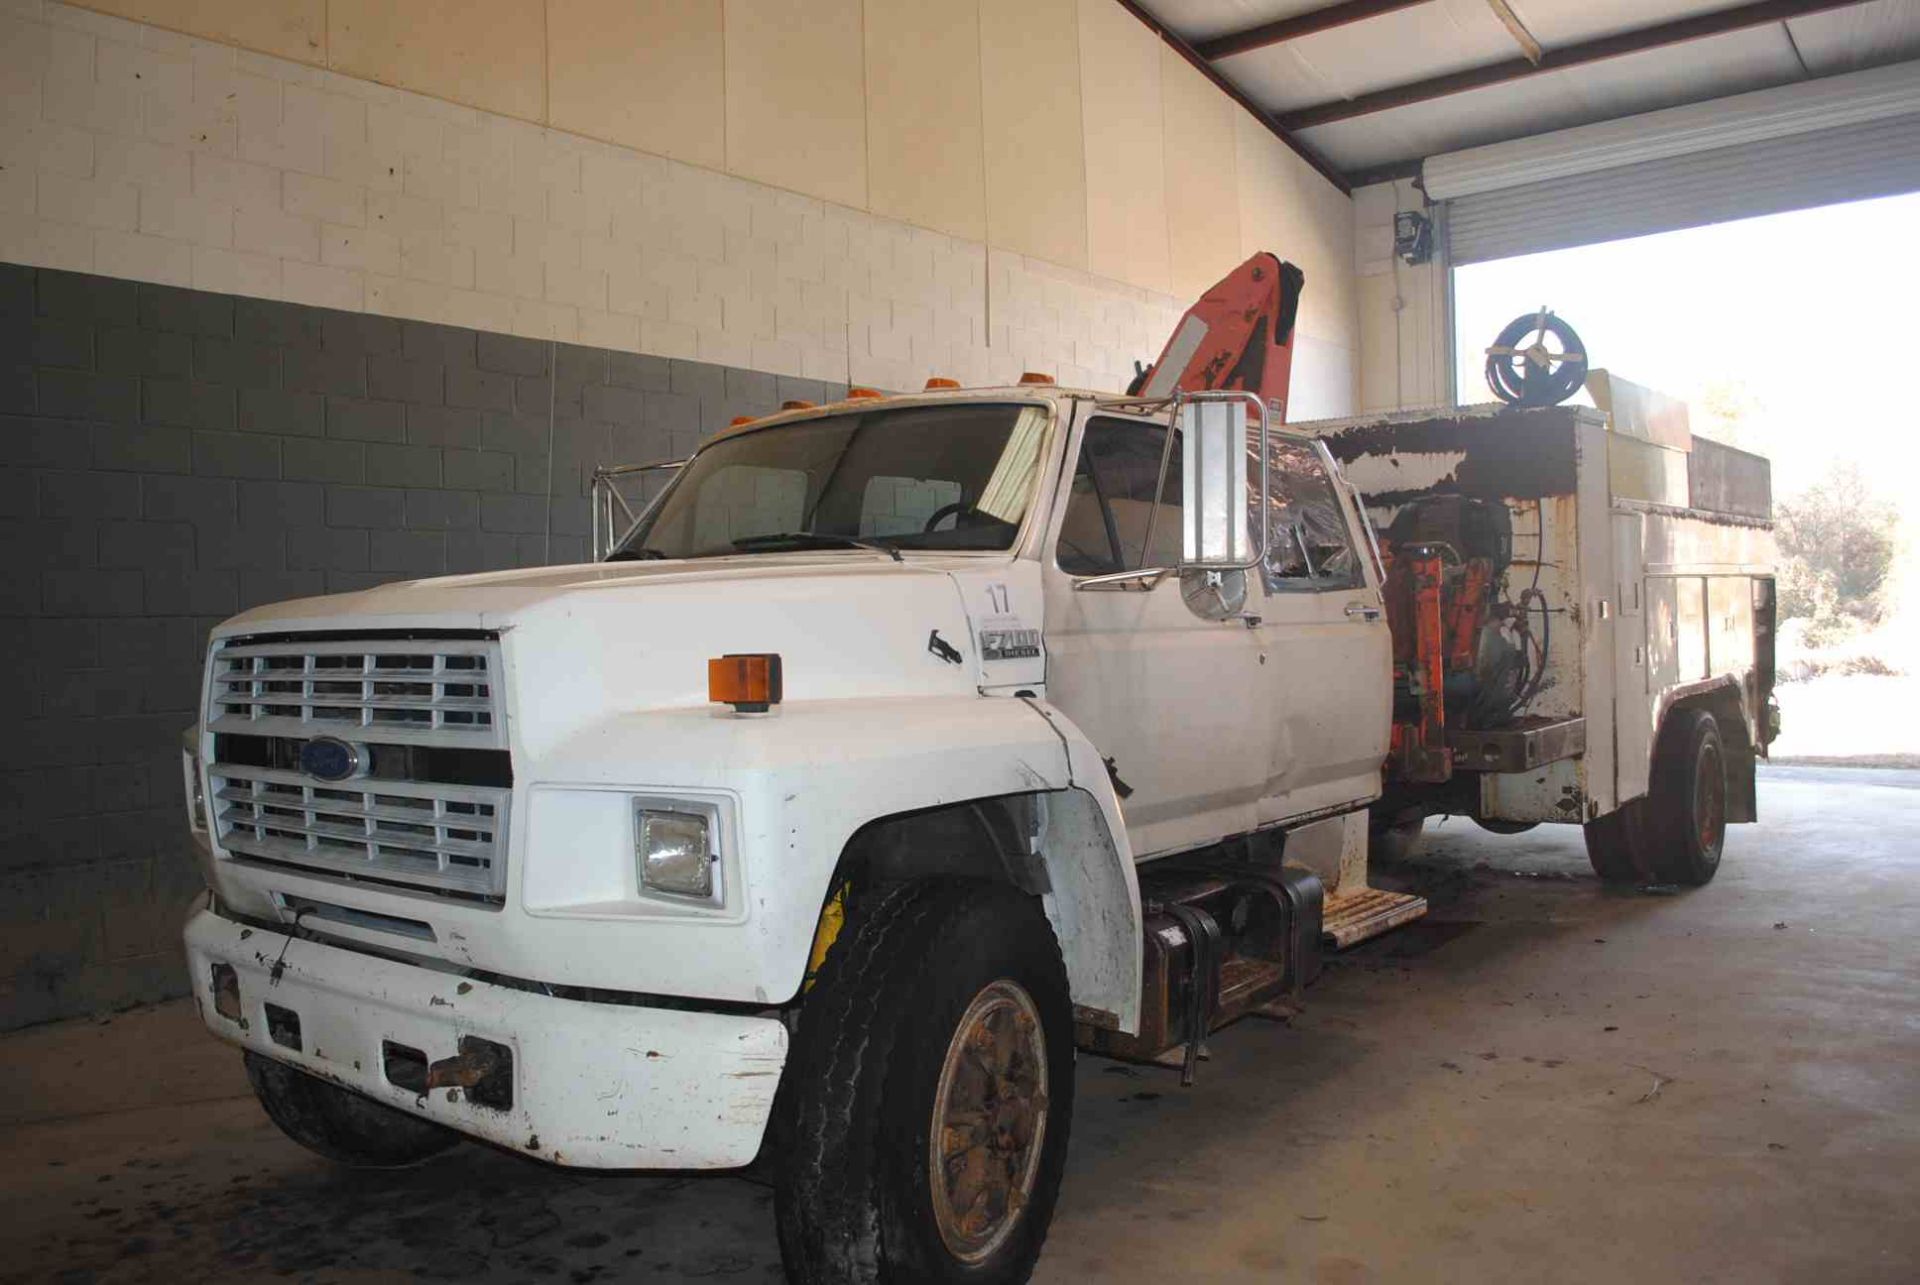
1345,601,1382,622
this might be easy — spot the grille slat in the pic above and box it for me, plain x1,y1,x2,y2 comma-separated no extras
208,639,504,748
212,763,508,899
211,693,495,712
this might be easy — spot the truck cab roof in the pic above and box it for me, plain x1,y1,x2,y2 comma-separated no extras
700,382,1112,448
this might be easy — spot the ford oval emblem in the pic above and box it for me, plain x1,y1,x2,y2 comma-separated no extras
300,736,361,782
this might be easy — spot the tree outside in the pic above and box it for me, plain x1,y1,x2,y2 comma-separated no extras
1775,464,1899,649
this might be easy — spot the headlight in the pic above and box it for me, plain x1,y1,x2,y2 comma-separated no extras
634,804,718,900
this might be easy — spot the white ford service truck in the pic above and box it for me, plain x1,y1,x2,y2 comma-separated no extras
180,262,1776,1284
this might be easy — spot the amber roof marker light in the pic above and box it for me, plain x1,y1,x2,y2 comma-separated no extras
709,653,783,714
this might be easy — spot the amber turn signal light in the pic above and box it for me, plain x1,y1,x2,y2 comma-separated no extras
709,653,783,713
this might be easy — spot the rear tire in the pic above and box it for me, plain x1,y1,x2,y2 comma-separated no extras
1370,815,1425,864
245,1052,459,1169
773,879,1074,1285
1644,709,1727,886
1584,801,1650,885
1585,709,1729,887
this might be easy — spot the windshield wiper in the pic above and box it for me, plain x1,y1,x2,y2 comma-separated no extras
732,532,904,562
604,546,670,562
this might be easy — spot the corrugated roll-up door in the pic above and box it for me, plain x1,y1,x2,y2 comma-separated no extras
1447,111,1920,265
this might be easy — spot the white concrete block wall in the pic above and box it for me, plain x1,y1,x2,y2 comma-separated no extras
0,0,1194,397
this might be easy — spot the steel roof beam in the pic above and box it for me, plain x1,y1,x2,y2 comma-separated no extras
1194,0,1434,62
1113,0,1351,193
1274,0,1874,132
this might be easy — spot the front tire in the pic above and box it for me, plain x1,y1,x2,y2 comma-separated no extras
245,1052,459,1169
774,879,1074,1285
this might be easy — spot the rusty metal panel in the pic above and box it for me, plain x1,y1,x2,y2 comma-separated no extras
1588,370,1691,451
1310,404,1584,507
1707,576,1753,678
1448,716,1586,773
1639,505,1775,571
1521,492,1586,723
1607,434,1690,508
1676,575,1709,680
1573,416,1616,818
1480,757,1587,825
1612,511,1653,803
1646,575,1680,697
1688,437,1772,520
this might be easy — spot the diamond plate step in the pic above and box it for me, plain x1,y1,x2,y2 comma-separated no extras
1322,887,1428,949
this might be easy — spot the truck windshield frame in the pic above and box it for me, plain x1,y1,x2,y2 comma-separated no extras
609,401,1053,562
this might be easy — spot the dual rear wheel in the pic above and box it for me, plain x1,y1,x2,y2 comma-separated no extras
1585,708,1728,887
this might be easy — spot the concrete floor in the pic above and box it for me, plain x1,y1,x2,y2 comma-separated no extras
4,764,1916,1284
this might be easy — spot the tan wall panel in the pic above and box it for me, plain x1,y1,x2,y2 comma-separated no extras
863,0,986,241
548,0,725,170
1234,113,1354,351
1077,0,1168,295
1160,45,1239,302
724,0,867,209
75,0,325,62
979,0,1087,271
329,0,545,121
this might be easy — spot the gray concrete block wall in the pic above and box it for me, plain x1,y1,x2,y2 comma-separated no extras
0,261,847,1031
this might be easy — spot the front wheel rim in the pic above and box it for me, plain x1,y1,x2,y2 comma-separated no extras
928,978,1050,1264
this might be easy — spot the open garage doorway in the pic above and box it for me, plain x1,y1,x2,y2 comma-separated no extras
1452,191,1920,766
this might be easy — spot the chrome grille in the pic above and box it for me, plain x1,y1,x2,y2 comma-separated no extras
209,638,505,748
212,764,509,900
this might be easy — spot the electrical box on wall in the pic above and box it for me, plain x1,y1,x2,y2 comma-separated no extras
1394,210,1433,266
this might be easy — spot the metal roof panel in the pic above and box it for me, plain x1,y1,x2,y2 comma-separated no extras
1134,0,1914,177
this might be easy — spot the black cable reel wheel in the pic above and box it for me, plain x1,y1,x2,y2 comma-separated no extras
1485,308,1588,406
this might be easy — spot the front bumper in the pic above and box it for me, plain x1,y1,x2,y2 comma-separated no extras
185,908,788,1169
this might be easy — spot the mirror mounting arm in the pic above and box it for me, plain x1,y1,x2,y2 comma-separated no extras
1072,566,1174,593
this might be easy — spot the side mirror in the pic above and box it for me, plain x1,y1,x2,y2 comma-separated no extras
1180,399,1251,568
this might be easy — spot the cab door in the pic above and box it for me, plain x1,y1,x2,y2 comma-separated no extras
1251,437,1392,824
1041,406,1270,859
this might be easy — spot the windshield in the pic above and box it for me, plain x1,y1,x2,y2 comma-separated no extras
610,402,1051,561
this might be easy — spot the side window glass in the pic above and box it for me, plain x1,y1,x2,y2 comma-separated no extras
1256,441,1362,592
1057,418,1182,575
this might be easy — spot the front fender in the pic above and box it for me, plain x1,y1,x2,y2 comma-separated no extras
525,695,1142,1027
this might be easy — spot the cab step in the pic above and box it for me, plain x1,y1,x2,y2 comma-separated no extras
1322,887,1428,949
1074,864,1322,1082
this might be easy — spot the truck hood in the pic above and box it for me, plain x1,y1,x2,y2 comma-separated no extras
212,555,1002,759
222,554,962,626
